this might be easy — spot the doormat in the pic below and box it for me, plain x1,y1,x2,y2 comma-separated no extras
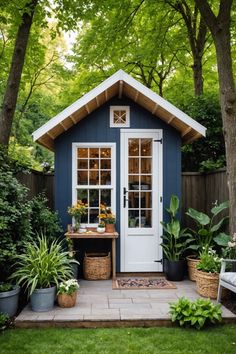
112,277,176,290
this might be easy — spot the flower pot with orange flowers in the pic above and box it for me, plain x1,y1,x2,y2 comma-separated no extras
99,204,116,233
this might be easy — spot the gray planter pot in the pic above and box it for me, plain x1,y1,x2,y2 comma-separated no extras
30,286,56,312
71,261,79,279
0,285,20,317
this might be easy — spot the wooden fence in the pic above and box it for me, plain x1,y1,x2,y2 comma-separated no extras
16,170,54,210
16,168,228,227
182,168,228,228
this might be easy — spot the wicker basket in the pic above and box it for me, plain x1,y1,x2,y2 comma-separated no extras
187,256,200,281
195,270,219,299
83,252,111,280
57,292,77,308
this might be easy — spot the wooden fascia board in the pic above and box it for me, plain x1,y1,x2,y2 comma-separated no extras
33,69,206,144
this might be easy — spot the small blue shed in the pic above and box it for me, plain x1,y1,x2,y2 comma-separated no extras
33,70,206,273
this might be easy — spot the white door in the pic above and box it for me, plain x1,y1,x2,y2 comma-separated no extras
120,130,163,272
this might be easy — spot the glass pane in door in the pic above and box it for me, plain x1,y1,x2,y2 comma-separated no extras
128,138,153,229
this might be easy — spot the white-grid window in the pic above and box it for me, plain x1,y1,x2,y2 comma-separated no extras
72,143,116,226
110,106,130,128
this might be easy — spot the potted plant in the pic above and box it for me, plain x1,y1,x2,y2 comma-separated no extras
186,200,229,281
195,248,221,299
161,195,191,281
11,236,73,312
99,204,116,233
68,200,87,231
57,279,79,308
0,282,20,317
67,238,80,279
97,222,105,233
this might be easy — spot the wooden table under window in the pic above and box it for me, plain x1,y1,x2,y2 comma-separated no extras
65,228,119,280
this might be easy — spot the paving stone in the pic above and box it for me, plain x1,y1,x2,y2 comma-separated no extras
110,303,151,309
84,314,121,320
91,308,120,316
109,298,132,304
92,302,109,309
120,313,169,320
54,314,84,321
221,306,236,318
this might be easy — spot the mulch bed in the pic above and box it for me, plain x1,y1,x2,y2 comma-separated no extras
112,277,176,290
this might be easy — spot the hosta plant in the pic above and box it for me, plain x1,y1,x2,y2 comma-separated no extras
169,297,222,330
11,236,73,296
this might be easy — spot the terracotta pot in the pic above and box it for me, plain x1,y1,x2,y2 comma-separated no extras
105,224,115,233
186,255,200,281
57,291,77,308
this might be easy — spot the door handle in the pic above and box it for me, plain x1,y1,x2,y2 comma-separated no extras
123,187,128,208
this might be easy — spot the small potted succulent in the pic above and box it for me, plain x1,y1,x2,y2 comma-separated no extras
57,279,79,308
68,200,88,231
99,204,116,233
0,282,20,317
97,222,106,233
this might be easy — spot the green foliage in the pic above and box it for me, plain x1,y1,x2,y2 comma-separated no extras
197,249,221,273
30,194,63,244
0,312,10,331
169,297,222,330
161,195,192,261
11,236,73,296
180,94,225,171
0,283,13,292
0,147,62,281
186,200,229,255
0,147,32,279
57,279,79,295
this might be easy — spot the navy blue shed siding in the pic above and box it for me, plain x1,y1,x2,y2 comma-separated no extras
55,96,181,271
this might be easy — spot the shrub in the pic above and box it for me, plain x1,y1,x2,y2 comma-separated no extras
0,147,32,279
30,193,62,244
0,312,10,331
169,297,222,330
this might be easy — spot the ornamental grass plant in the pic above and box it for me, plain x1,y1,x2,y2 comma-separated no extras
11,236,73,296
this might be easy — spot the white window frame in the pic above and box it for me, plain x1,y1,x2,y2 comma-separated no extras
110,106,130,128
72,142,116,227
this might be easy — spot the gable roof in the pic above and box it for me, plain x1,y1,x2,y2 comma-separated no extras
33,69,206,151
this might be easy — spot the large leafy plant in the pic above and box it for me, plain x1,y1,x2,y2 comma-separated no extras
11,236,73,296
161,195,191,261
169,297,222,330
186,201,229,256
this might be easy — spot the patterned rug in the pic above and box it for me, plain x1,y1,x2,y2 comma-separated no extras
112,277,176,290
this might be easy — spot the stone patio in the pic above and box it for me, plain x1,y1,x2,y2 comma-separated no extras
15,279,236,328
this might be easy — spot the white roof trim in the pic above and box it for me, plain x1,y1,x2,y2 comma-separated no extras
32,69,206,142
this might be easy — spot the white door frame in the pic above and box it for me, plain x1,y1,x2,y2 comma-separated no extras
120,129,163,272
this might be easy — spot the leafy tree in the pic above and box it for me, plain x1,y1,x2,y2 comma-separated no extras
194,0,236,234
180,94,225,171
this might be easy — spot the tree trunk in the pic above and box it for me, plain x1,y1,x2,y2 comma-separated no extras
0,0,38,147
214,33,236,234
194,0,236,234
193,54,203,96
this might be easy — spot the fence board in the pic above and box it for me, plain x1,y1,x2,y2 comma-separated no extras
16,169,229,226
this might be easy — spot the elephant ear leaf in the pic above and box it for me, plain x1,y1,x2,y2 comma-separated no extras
186,208,210,226
211,201,229,216
214,233,230,247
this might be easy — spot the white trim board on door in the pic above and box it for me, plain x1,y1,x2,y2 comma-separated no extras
120,129,163,272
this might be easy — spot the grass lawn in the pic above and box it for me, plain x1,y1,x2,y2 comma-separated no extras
1,325,236,354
